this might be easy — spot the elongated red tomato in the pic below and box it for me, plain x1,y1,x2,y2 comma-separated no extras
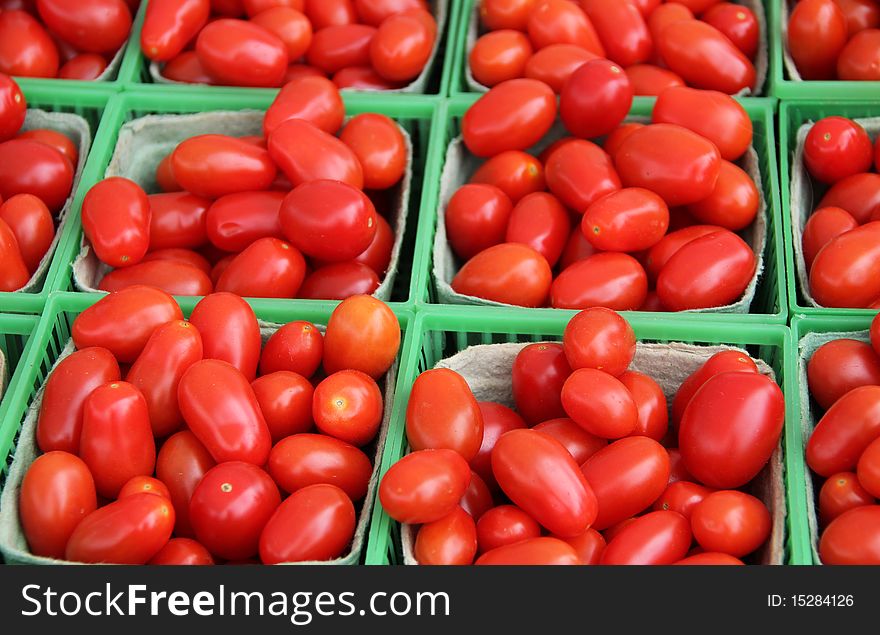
252,371,314,442
469,30,534,87
156,431,215,537
340,113,407,190
818,173,880,224
619,371,668,441
626,64,684,96
470,151,545,204
600,510,691,565
0,139,73,213
579,0,652,67
686,160,759,231
260,321,322,378
148,192,210,251
269,119,364,189
37,0,132,55
178,359,272,465
264,76,344,136
645,225,724,282
807,339,880,410
190,292,261,380
268,433,370,500
524,43,598,94
72,286,184,364
534,418,606,464
819,505,880,564
452,243,552,307
118,476,171,500
369,9,435,82
80,381,156,499
415,506,478,565
476,537,579,565
551,252,648,311
492,429,597,537
17,129,78,168
82,177,150,268
251,7,313,61
141,0,210,62
127,320,203,438
582,437,670,530
802,207,858,270
195,19,288,87
807,386,880,477
562,369,638,439
379,449,472,524
205,190,284,252
0,73,26,142
307,23,375,74
471,402,526,489
0,194,52,273
0,11,59,78
65,494,174,564
582,188,668,252
810,221,880,308
445,184,513,261
679,372,784,488
788,0,848,80
527,0,604,54
172,134,276,198
857,436,880,497
512,342,571,424
672,350,758,427
216,237,306,298
545,139,621,213
299,262,379,300
559,58,633,139
460,471,494,520
20,452,97,559
837,29,880,80
98,260,213,296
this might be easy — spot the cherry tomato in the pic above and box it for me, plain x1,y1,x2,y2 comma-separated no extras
802,207,858,270
468,402,525,489
561,369,638,439
805,117,873,185
415,506,477,565
505,193,569,267
323,294,400,379
196,19,287,87
600,510,691,565
702,2,759,59
369,9,434,82
17,129,77,169
545,140,621,213
250,373,312,443
141,0,210,62
562,307,635,376
469,151,545,204
72,286,183,364
80,381,156,499
66,493,174,564
808,339,880,411
820,471,875,526
0,74,26,141
582,188,668,252
512,342,571,424
189,292,260,380
476,505,541,553
818,173,880,224
252,7,313,60
379,449,472,524
259,321,322,379
652,480,714,520
469,30,532,87
626,64,684,96
37,0,131,54
837,28,880,79
20,451,97,559
172,134,276,198
264,76,344,136
551,252,648,311
355,0,426,26
462,79,556,158
560,59,633,139
788,0,848,80
82,177,150,269
156,431,215,537
580,0,652,67
339,113,406,190
808,386,880,476
405,368,482,460
526,0,604,54
691,490,770,557
524,44,597,93
149,538,214,565
491,429,597,537
313,370,382,446
0,139,72,213
144,192,209,252
475,536,579,565
204,190,283,253
452,243,552,307
0,194,52,273
672,349,758,427
619,371,668,441
445,184,512,261
0,11,59,77
819,505,880,564
680,372,784,488
460,471,494,520
810,221,880,308
306,0,355,28
190,461,281,560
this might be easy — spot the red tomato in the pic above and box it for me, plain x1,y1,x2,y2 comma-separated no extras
17,129,77,168
679,372,784,488
205,190,283,253
512,343,571,424
491,429,597,537
675,0,722,12
80,381,156,499
788,0,848,79
476,505,541,553
339,113,406,190
808,386,880,476
872,315,880,368
835,0,880,36
526,0,604,54
190,461,281,560
558,226,597,270
469,30,533,87
603,124,643,160
212,0,246,15
66,493,174,564
141,0,210,62
0,74,25,142
469,151,545,204
162,51,213,84
0,194,52,273
149,538,214,565
551,252,648,311
819,505,880,564
172,134,276,198
156,431,215,537
37,0,131,54
818,172,880,224
674,552,744,565
20,451,96,559
252,372,314,442
810,221,880,308
462,79,556,158
619,371,668,441
652,480,714,519
0,11,59,77
470,402,525,488
475,536,579,565
808,339,880,411
252,7,313,60
155,154,182,192
189,292,260,380
691,490,770,557
406,368,483,460
452,243,552,307
819,472,876,525
561,368,638,439
98,260,213,296
545,140,621,214
355,0,427,26
460,471,494,520
369,9,435,82
307,24,375,74
0,139,72,213
306,0,355,28
313,369,382,446
600,510,691,564
647,3,694,49
317,212,393,275
579,0,652,67
657,229,756,310
332,65,403,89
645,225,723,282
82,177,150,269
269,120,363,189
379,449,472,524
534,418,606,464
504,192,569,267
802,207,858,270
264,76,344,136
562,306,635,376
702,2,759,59
805,117,873,185
686,160,759,231
299,262,379,300
323,294,400,379
626,64,685,96
582,436,670,529
415,506,478,565
667,447,693,483
146,192,209,251
445,184,512,261
560,59,633,139
216,237,306,298
268,433,371,500
118,476,171,500
837,29,880,79
72,286,183,364
260,321,322,378
553,528,605,564
195,19,287,87
671,349,758,427
582,188,668,252
141,248,212,275
524,44,598,93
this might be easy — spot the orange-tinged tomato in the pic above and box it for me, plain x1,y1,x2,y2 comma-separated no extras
469,30,533,87
480,0,537,31
551,252,648,311
268,433,371,499
307,23,375,75
445,184,512,261
452,242,553,307
340,113,406,190
526,0,604,55
323,294,400,379
369,10,435,82
523,43,598,93
469,150,545,204
416,506,478,565
141,0,210,62
690,490,771,557
313,369,383,447
626,64,684,96
252,7,313,61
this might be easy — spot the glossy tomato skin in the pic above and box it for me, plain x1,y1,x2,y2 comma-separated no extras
196,19,288,87
534,418,606,464
680,372,784,488
545,139,621,214
323,294,400,379
626,64,684,96
582,436,670,530
810,222,880,308
701,3,759,59
674,552,744,565
252,7,313,61
149,538,214,565
205,190,284,252
652,481,714,520
470,151,545,204
835,0,880,36
0,73,26,141
190,461,281,560
269,120,363,189
379,449,472,524
460,471,494,520
524,44,597,93
148,192,210,251
857,436,880,497
461,79,556,158
452,243,552,307
807,386,880,476
268,433,370,499
819,505,880,564
560,59,633,139
551,252,648,311
80,381,156,499
563,307,635,377
172,134,276,198
98,260,213,296
445,184,512,261
0,139,72,213
480,0,536,30
579,0,652,67
553,528,605,564
469,402,524,489
600,510,692,565
671,349,758,427
802,207,858,270
582,187,669,252
190,292,261,380
407,368,483,460
657,230,756,311
819,471,875,525
20,451,97,559
475,536,579,565
264,76,344,136
339,113,406,190
804,117,873,184
127,320,203,438
476,505,541,553
561,369,638,439
415,506,478,565
37,0,132,54
808,339,880,410
645,225,722,282
819,173,880,224
307,24,375,75
82,177,150,268
837,29,880,80
118,475,171,500
691,490,771,557
216,237,306,298
788,0,848,80
355,0,427,26
491,429,597,537
141,0,210,62
512,342,571,424
369,10,435,82
469,30,533,87
619,371,668,441
526,0,604,54
65,493,174,565
162,51,213,83
307,0,356,28
252,372,314,442
260,320,322,378
72,286,183,364
313,370,383,446
0,11,59,78
0,194,52,274
17,128,78,167
156,431,215,538
686,160,759,231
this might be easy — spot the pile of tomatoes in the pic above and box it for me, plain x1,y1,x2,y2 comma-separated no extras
0,73,77,292
469,0,759,95
82,77,405,300
447,78,760,311
799,115,880,308
378,307,784,565
0,0,137,80
143,0,438,89
804,314,880,564
18,289,400,564
787,0,880,81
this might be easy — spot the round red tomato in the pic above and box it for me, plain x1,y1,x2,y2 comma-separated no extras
190,292,261,380
560,59,633,139
313,369,383,447
415,506,478,565
252,372,314,442
562,307,635,376
805,117,873,184
406,368,483,460
619,371,668,441
819,471,875,525
512,342,571,424
445,184,513,261
808,339,880,410
686,160,759,231
470,151,545,203
702,2,759,59
476,505,541,553
691,490,770,557
0,139,72,213
156,431,216,538
379,449,472,524
323,294,400,379
582,187,668,252
340,113,406,190
0,73,25,141
118,475,171,500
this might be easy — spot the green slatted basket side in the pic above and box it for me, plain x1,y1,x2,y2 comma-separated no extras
0,314,41,488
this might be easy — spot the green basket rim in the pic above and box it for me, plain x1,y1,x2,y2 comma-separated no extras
0,313,41,477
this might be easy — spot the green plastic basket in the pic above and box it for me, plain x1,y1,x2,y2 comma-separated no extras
416,94,787,323
769,1,880,100
50,89,442,315
364,307,808,565
790,314,877,564
0,84,111,314
0,314,39,447
779,100,880,318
